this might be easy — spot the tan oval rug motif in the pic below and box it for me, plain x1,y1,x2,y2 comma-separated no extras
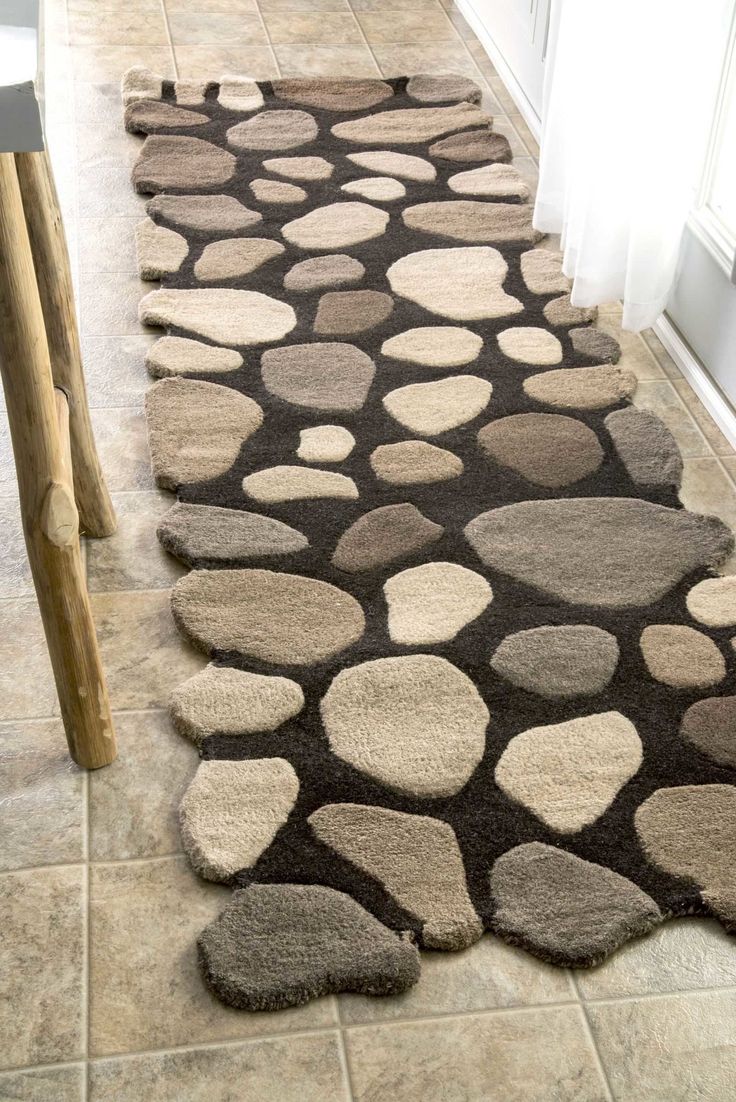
122,68,736,1012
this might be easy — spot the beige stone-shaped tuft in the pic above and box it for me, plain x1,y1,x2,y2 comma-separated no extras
321,655,489,797
284,254,365,293
125,99,208,134
146,336,243,378
282,202,389,250
157,502,308,566
605,407,682,487
680,696,736,769
341,177,406,201
384,562,492,644
139,287,296,346
640,625,726,688
227,109,318,151
172,568,365,665
145,377,263,490
332,102,492,145
523,366,637,410
332,503,443,574
686,577,736,628
347,150,436,182
133,135,236,193
250,178,307,204
261,342,375,412
121,66,162,106
218,77,264,111
381,326,482,368
496,713,642,833
370,440,463,485
314,290,393,336
174,79,207,106
310,805,483,950
263,156,334,180
387,247,523,321
448,164,530,200
272,77,393,112
383,375,492,436
170,665,304,745
519,249,571,295
477,413,604,489
544,294,597,327
403,201,542,245
406,74,482,105
135,218,189,279
147,194,262,233
243,466,358,503
193,238,285,282
180,759,299,881
297,425,355,463
497,326,563,366
430,130,511,164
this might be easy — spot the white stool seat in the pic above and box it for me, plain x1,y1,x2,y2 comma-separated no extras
0,0,44,153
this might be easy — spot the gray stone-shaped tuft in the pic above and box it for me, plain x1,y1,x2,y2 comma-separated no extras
158,502,308,566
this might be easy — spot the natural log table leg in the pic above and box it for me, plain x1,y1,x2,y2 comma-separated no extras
0,151,117,768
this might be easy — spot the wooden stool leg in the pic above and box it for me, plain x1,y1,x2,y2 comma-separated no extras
0,153,117,769
14,149,117,539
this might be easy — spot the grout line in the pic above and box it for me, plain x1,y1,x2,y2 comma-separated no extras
570,973,615,1102
159,0,180,80
335,1022,357,1102
88,1025,342,1065
253,2,283,79
344,0,384,77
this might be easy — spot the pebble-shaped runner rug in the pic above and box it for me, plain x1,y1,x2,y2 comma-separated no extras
122,67,736,1011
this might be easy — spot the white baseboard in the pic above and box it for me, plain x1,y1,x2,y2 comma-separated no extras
654,314,736,451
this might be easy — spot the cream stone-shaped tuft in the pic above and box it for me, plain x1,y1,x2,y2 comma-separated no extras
686,577,736,628
227,109,318,150
640,625,726,688
174,79,207,106
544,294,597,327
321,655,489,797
133,135,236,192
282,202,389,250
310,805,482,950
519,249,571,295
381,326,482,368
146,336,243,378
180,759,299,881
332,102,492,145
497,326,563,366
146,194,262,233
384,562,492,644
218,77,264,111
387,247,523,321
250,178,307,204
341,177,406,201
243,466,358,503
170,665,305,745
383,375,492,436
139,288,296,346
194,238,285,282
524,366,637,410
370,441,463,485
122,66,162,106
135,218,189,279
263,156,334,180
495,712,643,833
297,425,355,463
448,164,530,200
347,150,436,182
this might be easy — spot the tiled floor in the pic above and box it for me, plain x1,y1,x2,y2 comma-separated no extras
2,0,736,1098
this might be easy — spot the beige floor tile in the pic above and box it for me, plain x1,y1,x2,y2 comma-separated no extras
78,216,140,274
445,7,476,40
679,457,736,573
356,11,457,44
89,1033,349,1101
90,408,154,492
0,718,84,872
672,379,736,456
79,272,149,338
632,380,711,458
489,114,526,157
371,42,482,80
0,866,84,1070
70,44,175,83
168,11,267,45
166,0,258,10
345,1006,608,1102
92,589,205,710
508,111,539,158
263,12,363,43
351,0,441,8
174,44,279,78
274,44,380,77
721,454,736,483
340,934,576,1024
88,856,337,1055
0,1064,85,1102
89,710,196,861
513,154,538,194
588,990,736,1101
576,919,736,1001
86,491,185,592
70,0,160,10
639,327,683,379
0,414,16,496
0,496,33,597
68,9,168,46
80,335,155,409
260,0,349,9
0,598,58,721
593,318,665,381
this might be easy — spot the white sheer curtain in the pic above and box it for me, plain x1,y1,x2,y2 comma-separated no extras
534,0,730,331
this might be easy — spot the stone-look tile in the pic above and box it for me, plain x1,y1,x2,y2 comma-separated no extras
70,44,175,83
166,0,258,9
594,317,666,381
0,496,33,596
722,454,736,483
514,155,539,194
0,718,84,871
632,380,710,458
672,379,736,455
0,866,84,1070
78,217,140,274
509,112,539,158
89,1033,349,1101
356,11,457,43
68,8,168,45
372,43,483,80
351,0,440,7
345,1006,608,1102
0,1064,85,1102
88,856,337,1056
81,335,155,409
168,12,268,45
77,152,146,220
87,491,185,592
70,0,161,10
340,935,575,1023
79,273,149,337
89,710,196,860
466,41,517,113
74,81,127,124
640,327,683,379
263,12,363,43
174,45,279,79
588,990,736,1102
92,589,205,710
576,919,736,1000
0,414,17,495
680,457,736,573
488,114,526,157
274,44,380,77
90,408,154,492
0,599,57,721
260,0,349,10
